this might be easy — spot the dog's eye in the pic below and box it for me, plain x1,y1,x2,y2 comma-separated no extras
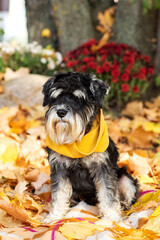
73,90,86,99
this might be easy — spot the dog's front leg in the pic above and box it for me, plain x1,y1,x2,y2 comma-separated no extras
91,163,121,221
44,162,72,223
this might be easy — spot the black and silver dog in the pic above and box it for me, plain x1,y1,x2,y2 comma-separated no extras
42,72,139,222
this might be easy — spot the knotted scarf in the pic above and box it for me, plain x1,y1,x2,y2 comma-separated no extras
46,109,109,158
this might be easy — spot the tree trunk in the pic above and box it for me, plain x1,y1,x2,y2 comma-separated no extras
25,0,59,49
112,0,157,57
50,0,95,54
154,9,160,75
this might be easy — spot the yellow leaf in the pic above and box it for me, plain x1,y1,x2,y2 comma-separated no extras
95,6,116,48
97,12,106,27
126,190,160,216
104,8,115,27
142,215,160,234
143,122,160,133
41,28,51,38
0,142,19,164
59,220,104,240
140,175,158,184
110,223,159,240
26,119,41,129
9,110,41,134
0,107,8,113
151,205,160,218
96,25,106,33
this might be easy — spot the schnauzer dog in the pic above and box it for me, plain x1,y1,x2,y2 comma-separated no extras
42,72,139,223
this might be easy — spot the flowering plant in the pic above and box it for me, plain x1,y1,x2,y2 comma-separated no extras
63,39,154,107
0,41,62,75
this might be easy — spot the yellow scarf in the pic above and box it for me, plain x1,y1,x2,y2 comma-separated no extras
46,109,109,158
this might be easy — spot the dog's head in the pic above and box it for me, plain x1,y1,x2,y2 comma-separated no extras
42,72,109,145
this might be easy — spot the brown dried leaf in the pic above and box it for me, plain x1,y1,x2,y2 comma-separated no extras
0,193,41,226
128,126,157,148
4,67,29,81
145,96,160,109
0,85,4,94
122,101,144,118
127,153,152,176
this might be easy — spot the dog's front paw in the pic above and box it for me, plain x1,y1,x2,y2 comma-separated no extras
101,205,121,222
102,212,121,222
42,210,64,224
42,213,55,224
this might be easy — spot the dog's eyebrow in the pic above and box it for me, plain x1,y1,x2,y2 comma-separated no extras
73,90,86,99
50,88,63,98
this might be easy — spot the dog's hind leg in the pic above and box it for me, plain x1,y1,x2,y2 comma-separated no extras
117,167,139,210
90,162,121,221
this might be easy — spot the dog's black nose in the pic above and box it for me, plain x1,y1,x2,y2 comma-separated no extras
57,109,68,118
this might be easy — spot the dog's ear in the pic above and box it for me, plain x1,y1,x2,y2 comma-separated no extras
90,77,110,108
42,77,55,106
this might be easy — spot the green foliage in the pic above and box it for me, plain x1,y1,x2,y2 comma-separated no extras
0,29,4,36
0,57,5,72
131,0,160,14
155,74,160,86
0,41,62,76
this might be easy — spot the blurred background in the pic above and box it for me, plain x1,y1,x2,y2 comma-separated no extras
0,0,160,108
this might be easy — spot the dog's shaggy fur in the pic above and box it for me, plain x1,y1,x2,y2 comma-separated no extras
42,72,139,222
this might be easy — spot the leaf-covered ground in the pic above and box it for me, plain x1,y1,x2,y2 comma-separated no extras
0,96,160,240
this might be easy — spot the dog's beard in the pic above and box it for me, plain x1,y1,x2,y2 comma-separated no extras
46,110,85,145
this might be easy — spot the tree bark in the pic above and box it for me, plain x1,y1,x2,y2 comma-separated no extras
50,0,95,54
25,0,59,49
112,0,157,57
154,9,160,75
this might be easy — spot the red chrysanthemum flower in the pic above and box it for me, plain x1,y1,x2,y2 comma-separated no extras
101,54,107,62
83,48,90,55
121,73,130,82
103,62,110,73
147,67,154,75
111,78,119,83
112,60,120,69
142,55,151,62
123,55,135,64
121,83,129,92
82,57,90,63
124,68,131,74
66,61,75,68
112,68,120,78
96,66,104,74
127,64,133,70
81,65,87,72
139,67,147,75
138,73,146,80
133,72,139,78
99,49,108,55
87,62,97,70
115,45,122,55
132,86,139,93
82,38,96,47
